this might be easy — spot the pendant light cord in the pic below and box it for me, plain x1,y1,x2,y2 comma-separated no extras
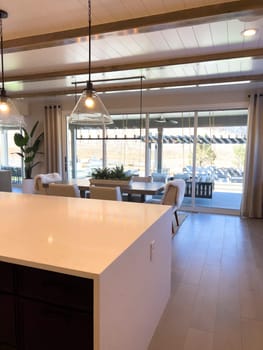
0,18,5,92
88,0,91,85
140,76,143,138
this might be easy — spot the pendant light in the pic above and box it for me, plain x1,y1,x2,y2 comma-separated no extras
0,9,25,128
69,0,113,126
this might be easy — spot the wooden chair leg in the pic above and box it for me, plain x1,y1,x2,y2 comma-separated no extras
174,211,179,226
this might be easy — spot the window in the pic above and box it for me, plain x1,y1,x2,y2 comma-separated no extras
0,128,22,184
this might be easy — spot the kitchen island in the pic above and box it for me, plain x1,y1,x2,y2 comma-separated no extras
0,192,172,350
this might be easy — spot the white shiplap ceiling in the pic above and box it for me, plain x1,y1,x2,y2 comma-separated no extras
0,0,263,98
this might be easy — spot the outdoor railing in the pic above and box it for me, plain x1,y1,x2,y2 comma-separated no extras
185,181,213,199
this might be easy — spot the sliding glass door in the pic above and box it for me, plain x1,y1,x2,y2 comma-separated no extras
158,110,247,213
67,109,247,213
191,110,247,212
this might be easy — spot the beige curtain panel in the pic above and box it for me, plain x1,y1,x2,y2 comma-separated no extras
44,105,63,175
241,93,263,218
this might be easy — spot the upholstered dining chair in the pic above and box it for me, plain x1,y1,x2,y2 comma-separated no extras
89,186,122,201
131,175,152,183
34,173,62,194
161,179,186,227
46,183,80,198
147,179,186,234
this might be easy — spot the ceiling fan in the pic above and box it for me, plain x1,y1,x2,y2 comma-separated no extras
154,116,178,124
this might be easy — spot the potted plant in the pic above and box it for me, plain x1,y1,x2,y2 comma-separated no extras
14,120,44,193
90,165,132,186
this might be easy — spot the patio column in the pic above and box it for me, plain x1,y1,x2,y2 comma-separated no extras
157,127,163,173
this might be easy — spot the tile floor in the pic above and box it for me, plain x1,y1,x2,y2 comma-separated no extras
149,213,263,350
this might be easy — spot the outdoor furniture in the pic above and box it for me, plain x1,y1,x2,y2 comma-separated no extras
185,181,213,198
0,170,12,192
151,173,168,183
1,166,22,184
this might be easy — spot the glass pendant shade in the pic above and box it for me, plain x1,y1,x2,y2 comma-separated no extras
69,85,113,126
0,90,25,127
69,0,113,126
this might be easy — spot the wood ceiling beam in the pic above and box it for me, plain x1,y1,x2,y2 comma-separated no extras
10,74,263,98
5,48,263,83
4,0,263,53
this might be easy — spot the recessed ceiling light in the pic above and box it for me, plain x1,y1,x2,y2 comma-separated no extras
242,28,257,37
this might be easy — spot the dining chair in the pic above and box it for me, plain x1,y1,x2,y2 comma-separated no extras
161,179,186,226
147,179,186,234
131,175,152,182
0,170,12,192
89,186,122,201
46,183,81,198
34,173,62,194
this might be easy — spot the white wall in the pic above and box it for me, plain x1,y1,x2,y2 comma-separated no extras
24,83,253,119
101,86,249,113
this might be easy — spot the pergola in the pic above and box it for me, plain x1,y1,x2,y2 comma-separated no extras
143,135,247,144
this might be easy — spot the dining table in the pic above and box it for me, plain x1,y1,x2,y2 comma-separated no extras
71,178,165,202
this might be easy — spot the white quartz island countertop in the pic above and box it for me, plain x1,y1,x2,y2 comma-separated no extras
0,192,171,278
0,192,172,350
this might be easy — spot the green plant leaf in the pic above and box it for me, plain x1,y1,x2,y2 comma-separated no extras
14,152,24,159
30,121,39,138
24,155,35,163
91,165,131,180
32,133,44,152
14,133,29,147
13,121,44,179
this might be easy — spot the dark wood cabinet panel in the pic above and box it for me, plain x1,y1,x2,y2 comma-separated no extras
0,262,14,293
16,265,93,311
19,299,93,350
0,261,94,350
0,294,16,350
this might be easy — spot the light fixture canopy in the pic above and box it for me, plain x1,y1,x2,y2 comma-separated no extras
0,9,25,128
69,0,113,126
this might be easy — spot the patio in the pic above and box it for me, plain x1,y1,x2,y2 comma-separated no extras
152,181,243,212
182,191,242,210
